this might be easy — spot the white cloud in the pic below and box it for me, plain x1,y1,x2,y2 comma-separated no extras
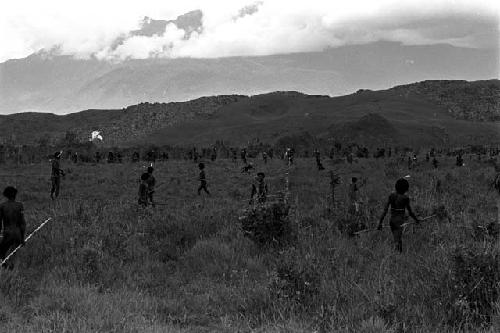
0,0,498,62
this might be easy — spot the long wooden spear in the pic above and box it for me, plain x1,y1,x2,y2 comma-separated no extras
1,217,52,266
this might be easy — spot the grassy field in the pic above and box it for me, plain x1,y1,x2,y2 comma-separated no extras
0,155,499,332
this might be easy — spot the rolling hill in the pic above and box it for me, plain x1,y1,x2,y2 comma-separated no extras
0,80,498,148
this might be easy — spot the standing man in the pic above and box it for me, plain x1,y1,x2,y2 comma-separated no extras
50,151,65,200
146,166,156,207
0,186,26,269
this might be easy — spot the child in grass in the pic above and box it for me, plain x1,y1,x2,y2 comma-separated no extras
378,178,420,252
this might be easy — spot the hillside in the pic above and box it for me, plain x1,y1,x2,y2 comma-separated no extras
390,80,500,121
0,80,498,148
1,42,497,114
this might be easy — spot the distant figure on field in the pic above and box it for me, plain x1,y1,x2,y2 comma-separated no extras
285,148,294,165
107,151,114,163
241,163,254,173
346,153,353,164
0,186,26,269
378,178,420,252
197,163,210,195
250,172,268,205
314,149,324,170
211,147,217,162
95,151,102,163
262,151,268,164
146,167,156,207
456,154,464,167
241,149,247,164
432,157,439,169
231,149,238,164
132,151,140,163
50,151,65,200
138,173,149,207
348,177,363,214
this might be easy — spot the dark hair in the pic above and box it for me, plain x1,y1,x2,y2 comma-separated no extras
147,166,154,173
141,173,149,181
395,178,409,194
257,172,265,178
54,151,61,158
352,177,358,183
3,186,17,200
198,163,205,169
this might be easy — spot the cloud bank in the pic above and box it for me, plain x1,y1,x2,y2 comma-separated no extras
0,0,498,62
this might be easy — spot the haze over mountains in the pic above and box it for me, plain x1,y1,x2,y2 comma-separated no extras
0,9,498,114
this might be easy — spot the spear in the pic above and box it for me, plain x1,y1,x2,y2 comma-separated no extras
1,217,52,266
353,215,436,235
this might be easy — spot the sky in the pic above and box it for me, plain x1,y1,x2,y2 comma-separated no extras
0,0,498,62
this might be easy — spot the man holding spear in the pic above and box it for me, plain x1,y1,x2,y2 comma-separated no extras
378,178,420,252
50,151,65,200
0,186,26,269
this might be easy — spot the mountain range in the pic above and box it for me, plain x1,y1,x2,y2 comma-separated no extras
1,15,498,115
0,80,498,148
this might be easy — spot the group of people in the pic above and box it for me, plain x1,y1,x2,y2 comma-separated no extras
1,149,499,271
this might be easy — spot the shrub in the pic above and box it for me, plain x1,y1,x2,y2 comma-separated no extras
239,201,295,246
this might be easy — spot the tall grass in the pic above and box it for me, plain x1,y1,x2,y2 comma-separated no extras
0,156,498,332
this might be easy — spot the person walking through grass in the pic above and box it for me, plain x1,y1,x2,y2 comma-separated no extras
378,178,420,252
197,163,210,196
50,151,65,200
0,186,26,269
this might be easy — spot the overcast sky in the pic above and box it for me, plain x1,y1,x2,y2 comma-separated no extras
0,0,498,62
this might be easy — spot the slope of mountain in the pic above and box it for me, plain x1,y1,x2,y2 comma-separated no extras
144,85,500,147
390,80,500,120
0,80,498,148
1,42,497,114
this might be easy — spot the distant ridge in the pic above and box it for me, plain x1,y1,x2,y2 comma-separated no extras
0,80,498,148
1,41,497,114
